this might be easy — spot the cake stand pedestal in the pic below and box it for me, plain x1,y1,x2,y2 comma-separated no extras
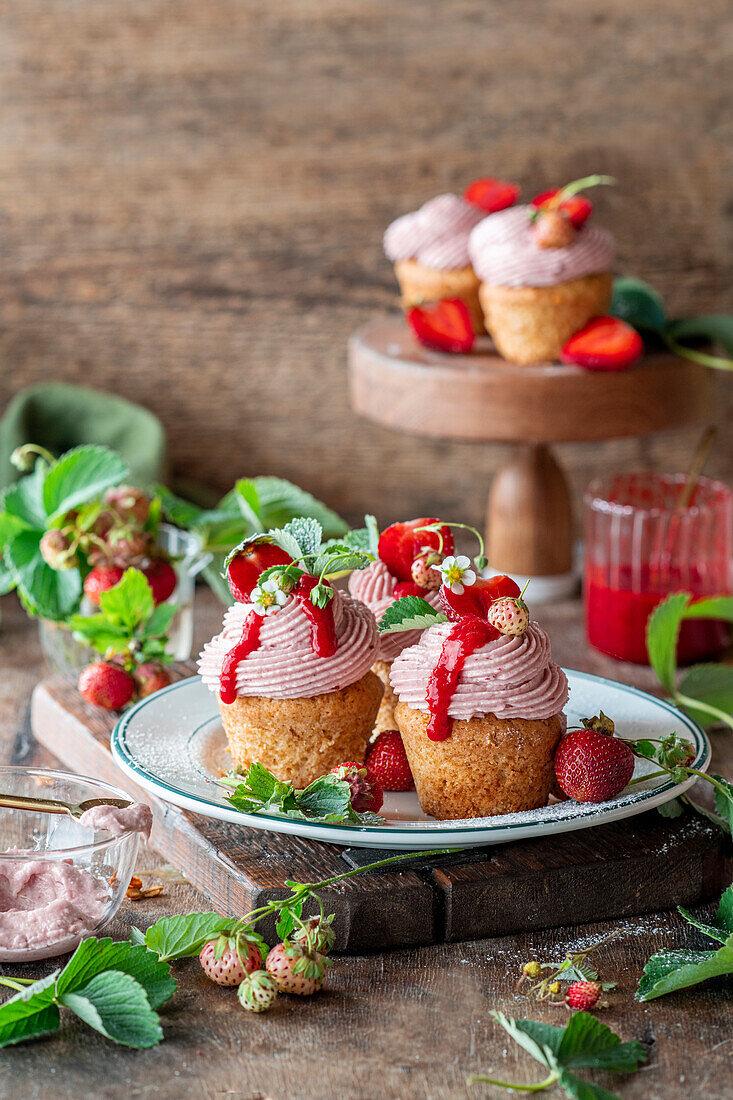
348,316,713,598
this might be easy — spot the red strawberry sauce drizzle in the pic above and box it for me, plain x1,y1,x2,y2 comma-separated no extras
219,611,263,704
292,575,337,658
425,615,500,741
218,576,337,702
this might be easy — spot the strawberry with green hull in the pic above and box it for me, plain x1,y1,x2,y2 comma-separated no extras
265,941,329,996
238,971,279,1013
199,936,262,986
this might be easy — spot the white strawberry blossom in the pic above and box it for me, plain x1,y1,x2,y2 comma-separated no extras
432,554,476,594
250,578,289,616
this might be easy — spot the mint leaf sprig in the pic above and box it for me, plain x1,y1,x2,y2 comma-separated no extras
0,938,174,1049
646,592,733,732
468,1011,647,1099
225,518,372,611
68,567,175,670
636,881,733,1001
219,760,384,826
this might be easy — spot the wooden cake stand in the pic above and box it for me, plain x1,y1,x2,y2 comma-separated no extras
349,316,713,597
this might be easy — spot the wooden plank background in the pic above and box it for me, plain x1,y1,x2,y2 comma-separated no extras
0,0,730,531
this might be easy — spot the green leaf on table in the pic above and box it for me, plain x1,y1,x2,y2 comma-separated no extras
611,275,667,333
645,593,691,694
4,529,82,620
712,775,733,833
42,445,128,522
716,884,733,932
56,938,175,1010
636,938,733,1001
0,971,61,1048
677,664,733,728
475,1012,647,1099
667,315,733,355
379,595,448,634
677,907,730,945
61,971,162,1048
142,912,234,961
98,567,154,631
657,797,685,818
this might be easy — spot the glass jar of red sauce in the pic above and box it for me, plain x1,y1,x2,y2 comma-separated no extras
584,473,732,665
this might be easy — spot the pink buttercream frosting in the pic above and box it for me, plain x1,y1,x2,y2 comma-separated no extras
198,589,379,699
348,560,442,662
79,803,153,840
384,194,485,271
0,858,109,959
468,205,615,288
389,621,569,721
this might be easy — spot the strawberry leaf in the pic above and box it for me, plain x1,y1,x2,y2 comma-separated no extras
42,445,128,523
379,595,447,634
1,464,49,528
4,529,82,620
666,315,733,355
716,884,733,933
60,971,162,1048
236,477,347,537
0,972,61,1048
677,664,733,728
645,593,690,693
610,276,667,333
56,938,175,1010
142,913,234,962
636,938,733,1001
98,568,154,631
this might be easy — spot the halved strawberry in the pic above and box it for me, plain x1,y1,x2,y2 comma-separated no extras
561,316,644,372
464,178,520,214
406,299,475,354
440,573,520,621
531,188,593,228
378,519,454,584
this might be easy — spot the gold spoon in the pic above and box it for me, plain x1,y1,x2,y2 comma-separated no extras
0,793,131,823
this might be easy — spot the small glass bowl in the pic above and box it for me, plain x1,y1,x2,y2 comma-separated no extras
0,768,141,961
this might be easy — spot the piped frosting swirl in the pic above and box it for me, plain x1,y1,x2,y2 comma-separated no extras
389,621,568,721
348,560,442,661
468,205,614,288
198,589,378,699
384,194,486,271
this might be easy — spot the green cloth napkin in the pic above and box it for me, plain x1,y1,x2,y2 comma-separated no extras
0,383,167,488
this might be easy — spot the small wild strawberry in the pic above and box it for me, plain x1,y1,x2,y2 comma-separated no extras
292,915,336,956
105,485,151,526
238,970,279,1013
265,941,329,996
199,934,262,987
329,762,383,813
565,980,601,1011
488,596,529,636
410,554,441,590
40,530,77,570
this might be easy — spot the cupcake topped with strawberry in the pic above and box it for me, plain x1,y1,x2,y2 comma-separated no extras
379,541,568,821
198,520,383,787
468,175,618,365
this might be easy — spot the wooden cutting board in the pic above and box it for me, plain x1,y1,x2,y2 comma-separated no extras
30,666,727,953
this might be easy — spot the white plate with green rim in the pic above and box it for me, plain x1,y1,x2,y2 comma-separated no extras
110,671,710,850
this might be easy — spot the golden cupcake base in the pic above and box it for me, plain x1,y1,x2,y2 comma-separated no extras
478,271,612,365
219,671,383,788
395,701,565,820
395,259,485,335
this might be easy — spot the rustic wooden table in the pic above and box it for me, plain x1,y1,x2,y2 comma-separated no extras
0,589,731,1099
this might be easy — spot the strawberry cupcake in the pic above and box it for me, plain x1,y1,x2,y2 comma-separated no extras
383,194,488,334
384,571,568,820
199,527,383,787
468,176,616,364
348,518,454,733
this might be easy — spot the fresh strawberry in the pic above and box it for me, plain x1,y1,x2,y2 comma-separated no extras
439,573,520,621
533,209,576,250
464,178,520,213
560,316,644,372
554,719,635,803
365,730,414,792
329,762,383,813
531,188,594,228
105,485,151,526
237,970,279,1013
199,935,262,986
292,915,336,956
83,564,125,606
265,941,328,996
487,596,529,636
565,980,601,1011
40,530,77,570
407,299,475,354
142,559,178,605
378,519,454,583
133,662,173,699
107,530,151,564
392,581,427,599
78,661,136,710
227,539,293,603
411,554,441,590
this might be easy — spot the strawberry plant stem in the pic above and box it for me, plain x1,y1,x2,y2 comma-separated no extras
674,692,733,732
664,334,733,371
468,1071,559,1092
